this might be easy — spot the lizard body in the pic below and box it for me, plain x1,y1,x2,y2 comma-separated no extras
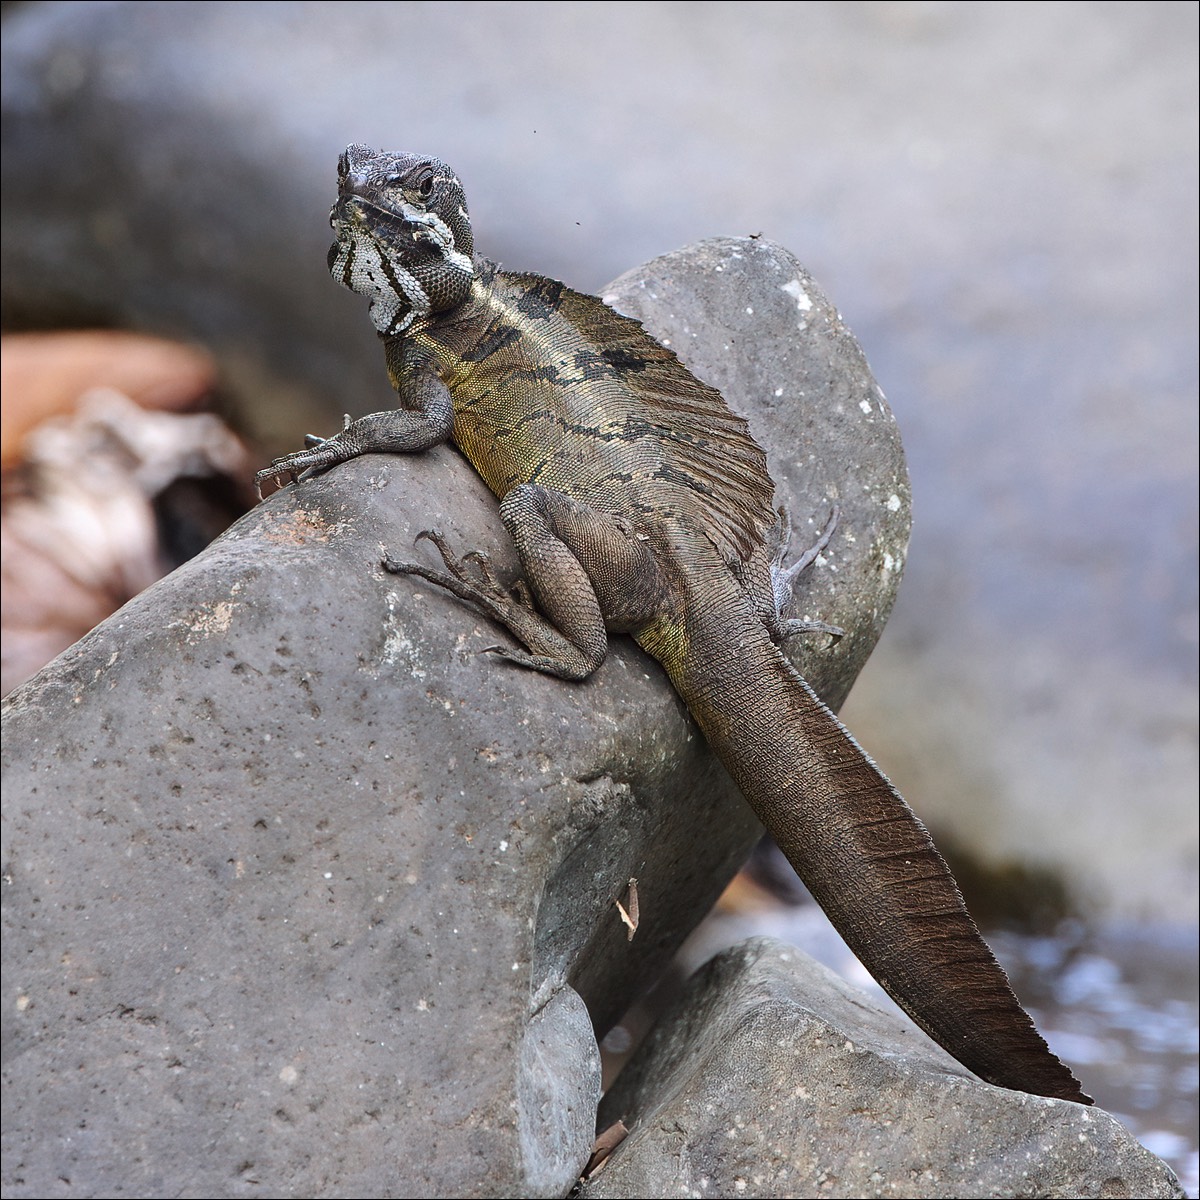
257,145,1090,1105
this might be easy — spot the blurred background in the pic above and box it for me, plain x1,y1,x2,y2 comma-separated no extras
2,0,1196,1187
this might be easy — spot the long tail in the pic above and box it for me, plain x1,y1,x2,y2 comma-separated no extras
651,604,1091,1104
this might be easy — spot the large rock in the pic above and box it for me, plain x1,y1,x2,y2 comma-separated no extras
582,938,1184,1200
1,239,908,1198
2,1,1194,925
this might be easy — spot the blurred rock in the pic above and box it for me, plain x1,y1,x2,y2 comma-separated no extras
582,938,1184,1200
1,239,907,1197
1,331,218,467
1,383,254,696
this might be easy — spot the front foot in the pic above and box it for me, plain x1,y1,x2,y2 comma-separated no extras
254,416,354,495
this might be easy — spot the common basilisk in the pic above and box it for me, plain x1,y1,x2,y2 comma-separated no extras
256,145,1090,1105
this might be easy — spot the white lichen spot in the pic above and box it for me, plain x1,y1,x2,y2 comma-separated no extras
279,1064,299,1085
416,998,430,1011
859,399,873,414
511,962,520,972
181,600,236,644
781,278,813,312
882,553,895,573
886,493,902,512
16,994,30,1012
745,306,754,315
498,840,509,852
381,596,427,679
774,387,783,397
323,871,332,880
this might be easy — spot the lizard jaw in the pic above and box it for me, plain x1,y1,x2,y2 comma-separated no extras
327,215,432,336
328,197,475,336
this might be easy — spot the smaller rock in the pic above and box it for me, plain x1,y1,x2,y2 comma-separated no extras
583,938,1184,1200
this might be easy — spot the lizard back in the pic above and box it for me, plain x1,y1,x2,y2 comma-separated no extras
413,262,778,564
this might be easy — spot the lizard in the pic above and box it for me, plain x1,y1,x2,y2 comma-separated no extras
256,144,1091,1106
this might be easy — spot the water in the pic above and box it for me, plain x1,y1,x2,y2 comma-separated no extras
990,922,1199,1196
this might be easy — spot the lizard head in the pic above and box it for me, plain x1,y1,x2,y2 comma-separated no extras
328,144,475,336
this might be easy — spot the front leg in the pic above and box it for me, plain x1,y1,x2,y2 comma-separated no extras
385,485,668,682
255,369,453,494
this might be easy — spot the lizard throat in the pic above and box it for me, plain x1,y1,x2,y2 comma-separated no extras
329,228,431,336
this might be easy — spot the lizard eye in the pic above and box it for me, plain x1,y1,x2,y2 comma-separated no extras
417,170,435,198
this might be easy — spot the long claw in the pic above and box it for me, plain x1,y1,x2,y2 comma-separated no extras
779,618,844,647
382,533,598,681
462,549,501,590
483,644,538,669
778,503,840,586
253,415,358,498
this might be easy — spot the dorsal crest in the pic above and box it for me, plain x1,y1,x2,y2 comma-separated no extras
493,267,779,562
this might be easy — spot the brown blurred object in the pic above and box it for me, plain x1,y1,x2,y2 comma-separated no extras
1,332,254,696
2,330,219,468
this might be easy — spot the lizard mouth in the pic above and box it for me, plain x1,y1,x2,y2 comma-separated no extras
329,193,460,261
331,192,428,237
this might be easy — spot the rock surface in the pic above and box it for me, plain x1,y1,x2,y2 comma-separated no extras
582,938,1185,1200
2,1,1193,925
1,238,907,1198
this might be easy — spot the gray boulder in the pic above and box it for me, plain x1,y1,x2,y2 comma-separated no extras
583,938,1185,1200
1,238,907,1198
3,0,1193,926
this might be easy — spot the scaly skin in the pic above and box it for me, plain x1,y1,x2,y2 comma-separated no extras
256,145,1090,1105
